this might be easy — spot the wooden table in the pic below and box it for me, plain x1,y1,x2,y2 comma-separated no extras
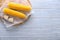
0,0,60,40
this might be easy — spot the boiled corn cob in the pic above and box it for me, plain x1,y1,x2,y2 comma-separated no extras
8,2,32,11
3,8,27,19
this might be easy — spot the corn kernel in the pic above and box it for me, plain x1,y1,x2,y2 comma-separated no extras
3,15,9,20
8,18,13,23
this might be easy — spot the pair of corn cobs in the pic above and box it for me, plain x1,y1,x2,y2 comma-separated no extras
3,2,32,19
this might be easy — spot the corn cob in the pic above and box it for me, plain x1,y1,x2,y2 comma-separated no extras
3,8,27,19
8,2,32,11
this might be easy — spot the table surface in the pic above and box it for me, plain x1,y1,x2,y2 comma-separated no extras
0,0,60,40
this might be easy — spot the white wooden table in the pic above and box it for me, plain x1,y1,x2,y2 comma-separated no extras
0,0,60,40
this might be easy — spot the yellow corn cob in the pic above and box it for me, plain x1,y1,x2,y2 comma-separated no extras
8,2,32,11
3,8,27,19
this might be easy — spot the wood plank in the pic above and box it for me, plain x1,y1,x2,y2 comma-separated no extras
30,0,60,9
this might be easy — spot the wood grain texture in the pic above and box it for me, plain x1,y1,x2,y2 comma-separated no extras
0,0,60,40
